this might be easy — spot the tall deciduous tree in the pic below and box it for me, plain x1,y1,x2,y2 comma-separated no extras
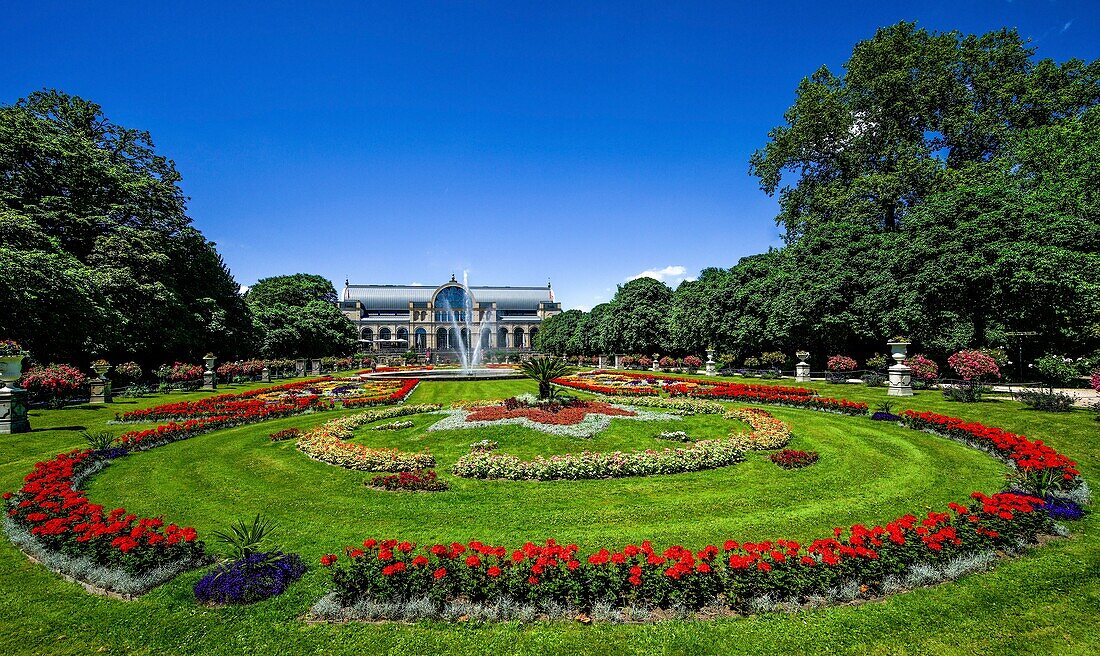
245,274,356,358
603,278,672,355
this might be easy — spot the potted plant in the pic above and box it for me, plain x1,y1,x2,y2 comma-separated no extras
0,340,27,386
91,358,111,379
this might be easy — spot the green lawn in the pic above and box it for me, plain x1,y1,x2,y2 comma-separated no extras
0,376,1096,655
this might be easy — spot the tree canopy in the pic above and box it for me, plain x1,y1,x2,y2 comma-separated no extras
245,274,357,358
0,91,253,364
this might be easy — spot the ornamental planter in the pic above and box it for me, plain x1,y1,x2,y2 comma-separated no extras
90,363,112,404
887,341,913,397
706,349,717,376
203,355,217,391
310,358,322,377
0,356,30,433
795,351,810,383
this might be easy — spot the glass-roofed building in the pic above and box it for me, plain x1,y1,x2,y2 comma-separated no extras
339,275,561,352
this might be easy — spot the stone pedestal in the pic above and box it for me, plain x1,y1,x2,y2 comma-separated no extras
651,354,660,372
705,349,717,376
89,378,112,404
203,370,216,391
261,367,271,383
613,354,621,369
0,385,30,434
295,359,307,377
887,342,913,397
795,351,811,383
310,359,322,377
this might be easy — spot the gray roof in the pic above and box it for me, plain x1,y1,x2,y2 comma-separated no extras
345,284,551,311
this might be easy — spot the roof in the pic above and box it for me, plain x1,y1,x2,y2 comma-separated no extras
344,283,551,311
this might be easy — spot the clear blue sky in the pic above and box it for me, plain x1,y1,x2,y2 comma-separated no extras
3,1,1098,310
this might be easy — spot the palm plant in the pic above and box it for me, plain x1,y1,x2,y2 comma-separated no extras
520,356,571,400
211,514,276,559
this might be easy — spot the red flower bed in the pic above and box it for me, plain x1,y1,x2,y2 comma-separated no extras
342,379,419,408
674,385,867,416
367,470,449,492
901,410,1080,490
4,449,202,575
466,401,635,426
117,378,335,423
321,492,1052,612
770,449,819,469
553,380,658,396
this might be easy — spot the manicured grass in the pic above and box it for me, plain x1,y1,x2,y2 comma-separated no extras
0,375,1096,655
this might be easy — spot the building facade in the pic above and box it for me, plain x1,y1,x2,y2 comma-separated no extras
340,276,561,352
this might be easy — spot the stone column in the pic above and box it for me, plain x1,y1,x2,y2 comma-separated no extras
261,367,271,383
706,349,717,376
203,355,217,390
310,358,322,377
887,342,913,396
295,358,307,377
0,385,30,434
598,355,606,369
795,351,811,383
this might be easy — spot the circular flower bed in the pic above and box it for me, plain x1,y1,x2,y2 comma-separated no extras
295,405,440,471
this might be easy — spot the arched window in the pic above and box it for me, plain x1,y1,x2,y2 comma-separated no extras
433,285,471,321
514,327,525,349
481,330,490,349
530,327,539,348
380,327,392,341
397,327,409,345
362,328,374,351
415,328,427,350
498,327,508,348
460,328,469,349
436,327,448,349
448,328,458,350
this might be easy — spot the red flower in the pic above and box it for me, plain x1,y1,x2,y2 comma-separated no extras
487,566,502,577
433,567,447,579
320,554,338,567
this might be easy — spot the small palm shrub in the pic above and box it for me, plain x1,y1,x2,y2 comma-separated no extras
520,356,571,400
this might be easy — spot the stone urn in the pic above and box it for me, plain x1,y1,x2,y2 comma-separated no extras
795,351,811,383
0,355,24,388
887,341,912,397
651,353,661,372
202,354,217,391
91,361,111,380
705,348,717,376
90,361,113,403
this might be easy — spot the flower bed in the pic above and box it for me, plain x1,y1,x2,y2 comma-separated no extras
367,470,449,492
296,406,440,471
465,399,636,426
428,398,680,439
316,492,1053,619
3,449,205,597
449,409,786,481
269,428,302,442
194,551,307,605
900,410,1081,492
771,449,820,469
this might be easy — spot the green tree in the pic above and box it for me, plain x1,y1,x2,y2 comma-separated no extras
246,274,356,358
603,278,672,355
534,309,583,355
0,90,254,364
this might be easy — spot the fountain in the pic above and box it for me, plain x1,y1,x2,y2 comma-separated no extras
364,273,525,381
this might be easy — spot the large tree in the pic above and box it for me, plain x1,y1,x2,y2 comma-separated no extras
602,277,672,355
0,90,253,364
245,274,356,358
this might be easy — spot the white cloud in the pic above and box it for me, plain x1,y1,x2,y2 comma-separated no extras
409,282,425,286
627,265,695,285
1062,20,1073,33
238,285,250,295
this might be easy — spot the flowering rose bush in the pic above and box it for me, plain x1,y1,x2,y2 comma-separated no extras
948,351,1001,382
4,449,204,594
683,355,703,369
318,492,1053,617
905,354,939,383
157,362,203,385
826,355,858,372
770,449,819,469
658,356,677,369
367,470,449,492
19,364,87,408
113,361,143,382
1090,371,1099,393
637,356,653,369
296,406,440,471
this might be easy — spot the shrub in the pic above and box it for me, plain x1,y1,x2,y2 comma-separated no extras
865,353,888,371
19,363,87,408
906,354,939,383
1031,355,1078,388
658,356,676,369
759,351,786,369
942,383,989,403
948,350,1000,382
211,514,277,559
826,355,857,372
1014,388,1076,412
637,356,653,369
770,449,819,469
743,356,761,368
683,355,703,369
368,470,449,492
520,356,571,400
193,551,307,605
114,361,143,382
1091,371,1100,393
861,372,887,387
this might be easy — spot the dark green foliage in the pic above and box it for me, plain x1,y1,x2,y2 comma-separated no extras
602,278,672,355
0,91,254,364
520,356,571,399
245,274,356,358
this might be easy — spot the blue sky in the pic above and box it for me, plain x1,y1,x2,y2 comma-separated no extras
3,1,1098,310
